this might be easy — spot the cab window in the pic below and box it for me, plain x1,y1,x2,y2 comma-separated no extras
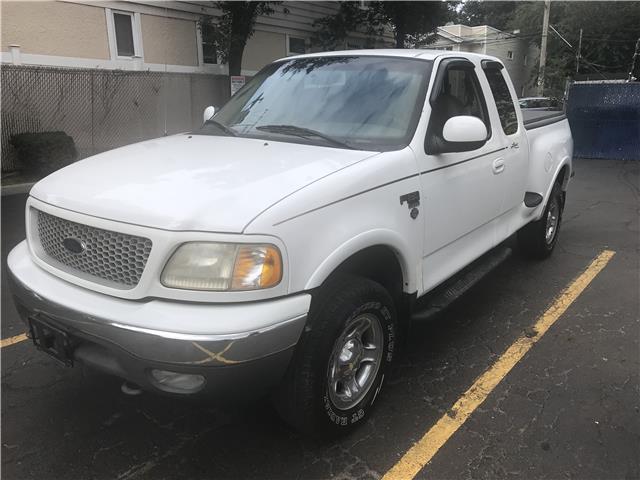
484,67,518,135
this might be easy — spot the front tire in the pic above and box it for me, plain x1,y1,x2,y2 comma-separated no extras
274,275,397,436
518,182,564,259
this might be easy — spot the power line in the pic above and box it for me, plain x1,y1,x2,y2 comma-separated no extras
549,24,573,49
548,27,608,79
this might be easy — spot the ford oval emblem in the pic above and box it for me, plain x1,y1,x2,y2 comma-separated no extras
62,237,85,254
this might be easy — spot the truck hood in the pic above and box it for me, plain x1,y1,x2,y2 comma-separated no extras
31,134,377,232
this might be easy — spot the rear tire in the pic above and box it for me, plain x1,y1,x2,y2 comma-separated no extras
274,275,397,437
518,182,564,259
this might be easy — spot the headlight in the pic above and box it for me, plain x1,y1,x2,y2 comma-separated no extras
161,242,282,291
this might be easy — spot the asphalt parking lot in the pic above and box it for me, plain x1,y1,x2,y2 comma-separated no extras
2,159,639,480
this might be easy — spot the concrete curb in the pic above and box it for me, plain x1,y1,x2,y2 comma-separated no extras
1,182,34,196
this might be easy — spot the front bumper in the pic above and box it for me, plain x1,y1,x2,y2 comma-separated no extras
8,241,311,398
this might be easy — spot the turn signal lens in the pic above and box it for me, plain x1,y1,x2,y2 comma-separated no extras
232,245,282,290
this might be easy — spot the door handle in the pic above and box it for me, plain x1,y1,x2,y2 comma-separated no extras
492,158,505,174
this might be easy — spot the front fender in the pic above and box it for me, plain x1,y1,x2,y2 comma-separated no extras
243,148,423,297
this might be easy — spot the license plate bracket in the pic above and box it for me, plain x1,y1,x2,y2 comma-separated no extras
28,315,74,367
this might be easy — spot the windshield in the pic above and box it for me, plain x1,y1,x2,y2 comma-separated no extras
198,56,433,151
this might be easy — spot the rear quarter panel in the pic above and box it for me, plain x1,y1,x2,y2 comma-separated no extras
525,118,573,220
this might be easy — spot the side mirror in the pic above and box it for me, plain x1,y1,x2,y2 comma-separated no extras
203,106,216,123
442,116,488,143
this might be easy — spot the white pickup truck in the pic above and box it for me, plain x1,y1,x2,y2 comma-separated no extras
8,50,572,435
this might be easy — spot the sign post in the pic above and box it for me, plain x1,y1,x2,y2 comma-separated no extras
230,76,245,96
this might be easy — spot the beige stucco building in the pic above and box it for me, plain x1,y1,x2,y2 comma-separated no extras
0,0,393,173
1,0,391,75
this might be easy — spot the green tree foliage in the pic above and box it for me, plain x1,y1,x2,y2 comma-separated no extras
314,1,452,50
313,2,370,50
200,2,279,77
369,1,452,48
458,1,640,94
456,1,518,31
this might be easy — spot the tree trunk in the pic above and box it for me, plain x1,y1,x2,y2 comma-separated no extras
228,40,245,77
226,2,258,78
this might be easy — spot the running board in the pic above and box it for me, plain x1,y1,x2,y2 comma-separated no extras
411,246,512,322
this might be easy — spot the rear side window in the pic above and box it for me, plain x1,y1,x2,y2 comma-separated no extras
484,68,518,135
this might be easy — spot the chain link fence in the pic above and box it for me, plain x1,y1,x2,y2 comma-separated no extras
1,65,229,173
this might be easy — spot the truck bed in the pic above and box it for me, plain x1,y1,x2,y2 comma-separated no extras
522,109,566,130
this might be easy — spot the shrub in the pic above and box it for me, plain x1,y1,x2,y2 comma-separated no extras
10,131,78,176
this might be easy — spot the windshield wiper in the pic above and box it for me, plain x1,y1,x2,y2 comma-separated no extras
255,124,354,149
204,118,237,137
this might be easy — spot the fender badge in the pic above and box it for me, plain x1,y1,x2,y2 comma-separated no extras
400,191,420,219
400,191,420,208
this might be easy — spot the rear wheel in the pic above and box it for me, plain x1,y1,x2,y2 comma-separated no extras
274,275,397,436
518,182,564,259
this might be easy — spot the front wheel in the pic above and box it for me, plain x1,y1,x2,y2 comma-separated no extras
273,275,397,436
518,182,564,259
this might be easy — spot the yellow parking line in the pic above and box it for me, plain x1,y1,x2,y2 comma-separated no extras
0,333,29,348
383,249,616,480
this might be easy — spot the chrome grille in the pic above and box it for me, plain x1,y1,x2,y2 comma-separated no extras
34,209,152,288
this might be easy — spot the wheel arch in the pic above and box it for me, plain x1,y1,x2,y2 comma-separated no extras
304,230,416,301
555,161,571,190
533,156,572,220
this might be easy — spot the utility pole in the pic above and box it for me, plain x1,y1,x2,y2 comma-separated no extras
576,28,583,74
537,0,551,96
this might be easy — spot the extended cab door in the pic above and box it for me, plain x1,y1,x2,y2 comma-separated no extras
481,61,529,233
414,57,506,293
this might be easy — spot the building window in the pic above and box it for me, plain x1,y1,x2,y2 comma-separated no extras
287,36,306,55
201,24,217,64
506,50,514,60
113,12,135,57
523,55,528,66
107,9,141,59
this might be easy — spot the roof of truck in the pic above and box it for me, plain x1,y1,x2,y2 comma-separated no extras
279,49,500,63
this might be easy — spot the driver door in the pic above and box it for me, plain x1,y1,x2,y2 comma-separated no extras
415,58,506,293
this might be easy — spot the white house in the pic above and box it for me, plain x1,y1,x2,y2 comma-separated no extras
430,24,539,97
